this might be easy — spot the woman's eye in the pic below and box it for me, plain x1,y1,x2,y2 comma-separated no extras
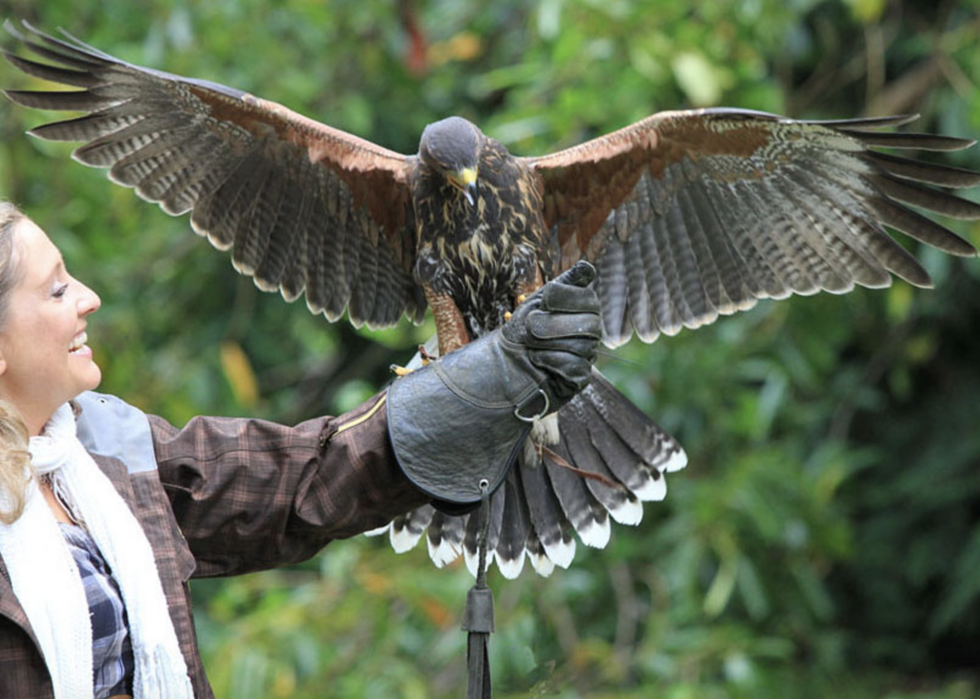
52,283,69,298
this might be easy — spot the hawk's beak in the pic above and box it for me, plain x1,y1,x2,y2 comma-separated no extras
449,167,478,206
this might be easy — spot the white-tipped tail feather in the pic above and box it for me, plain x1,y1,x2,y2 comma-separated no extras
632,470,668,501
577,515,612,549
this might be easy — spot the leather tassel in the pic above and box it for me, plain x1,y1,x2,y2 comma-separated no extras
463,484,494,698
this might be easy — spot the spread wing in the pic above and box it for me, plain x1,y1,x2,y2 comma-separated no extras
2,21,425,329
525,108,980,347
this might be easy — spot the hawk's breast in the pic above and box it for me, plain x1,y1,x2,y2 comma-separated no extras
412,139,550,338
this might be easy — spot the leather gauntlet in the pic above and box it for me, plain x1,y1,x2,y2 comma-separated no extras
386,262,601,507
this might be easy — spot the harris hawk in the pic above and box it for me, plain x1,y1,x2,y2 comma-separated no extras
3,22,979,579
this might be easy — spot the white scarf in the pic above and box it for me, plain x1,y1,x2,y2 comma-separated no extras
0,403,194,699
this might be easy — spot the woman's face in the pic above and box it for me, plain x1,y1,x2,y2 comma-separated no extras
0,218,102,435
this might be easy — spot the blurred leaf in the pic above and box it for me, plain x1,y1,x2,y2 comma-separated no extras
220,340,259,409
671,50,725,106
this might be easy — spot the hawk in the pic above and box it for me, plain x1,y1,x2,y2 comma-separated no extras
4,21,978,578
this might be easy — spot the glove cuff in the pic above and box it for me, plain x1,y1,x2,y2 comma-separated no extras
386,354,533,505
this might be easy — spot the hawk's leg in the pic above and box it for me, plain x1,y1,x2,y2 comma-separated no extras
425,285,471,356
391,285,471,377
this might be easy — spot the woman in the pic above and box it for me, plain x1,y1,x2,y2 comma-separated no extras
0,202,602,699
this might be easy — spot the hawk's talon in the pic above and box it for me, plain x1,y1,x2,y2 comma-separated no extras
504,293,527,321
391,343,437,377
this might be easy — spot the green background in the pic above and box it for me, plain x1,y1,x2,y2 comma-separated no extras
1,0,979,697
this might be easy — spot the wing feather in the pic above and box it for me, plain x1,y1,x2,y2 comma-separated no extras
251,171,305,290
872,173,980,219
526,108,978,346
1,51,102,88
2,20,425,328
105,126,225,207
594,235,631,346
780,170,896,288
624,220,655,342
862,151,980,187
699,179,784,300
768,175,853,293
675,186,731,315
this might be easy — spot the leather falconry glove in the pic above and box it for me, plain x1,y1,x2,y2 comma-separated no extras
386,260,602,509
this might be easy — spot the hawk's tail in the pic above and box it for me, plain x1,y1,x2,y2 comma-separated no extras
367,369,687,578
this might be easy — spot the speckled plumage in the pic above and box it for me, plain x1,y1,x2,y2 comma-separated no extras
413,132,548,341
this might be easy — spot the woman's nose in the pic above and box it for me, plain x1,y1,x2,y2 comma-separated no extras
77,280,102,314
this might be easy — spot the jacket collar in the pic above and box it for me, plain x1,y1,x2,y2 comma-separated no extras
0,553,34,634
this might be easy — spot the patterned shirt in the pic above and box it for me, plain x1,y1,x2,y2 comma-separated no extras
59,522,134,699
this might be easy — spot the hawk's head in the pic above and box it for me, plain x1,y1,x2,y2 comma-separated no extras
419,116,481,205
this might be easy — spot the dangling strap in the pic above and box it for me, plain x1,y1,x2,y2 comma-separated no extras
462,481,494,699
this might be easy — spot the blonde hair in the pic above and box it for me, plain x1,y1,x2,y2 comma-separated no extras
0,202,34,524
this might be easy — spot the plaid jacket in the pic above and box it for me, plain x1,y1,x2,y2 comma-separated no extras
0,390,428,699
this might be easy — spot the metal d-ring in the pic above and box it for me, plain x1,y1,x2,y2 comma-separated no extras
514,388,549,422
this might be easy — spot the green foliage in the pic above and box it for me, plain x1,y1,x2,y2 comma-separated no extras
1,0,979,697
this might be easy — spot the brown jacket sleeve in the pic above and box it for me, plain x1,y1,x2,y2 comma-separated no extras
150,392,429,578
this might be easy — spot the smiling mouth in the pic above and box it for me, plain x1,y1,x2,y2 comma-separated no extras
69,332,88,353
